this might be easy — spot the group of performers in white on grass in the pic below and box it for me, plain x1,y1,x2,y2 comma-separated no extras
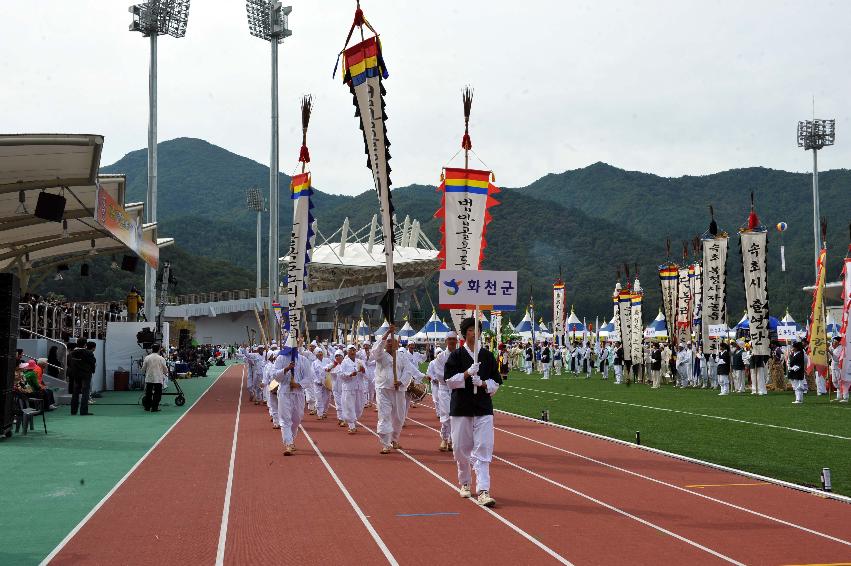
238,315,501,508
508,335,849,403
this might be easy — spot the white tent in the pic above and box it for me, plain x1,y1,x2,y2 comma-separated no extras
398,321,417,341
515,310,548,340
643,311,668,341
413,312,452,342
373,319,390,337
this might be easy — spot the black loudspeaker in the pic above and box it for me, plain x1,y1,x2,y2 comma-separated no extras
121,255,139,272
178,328,191,349
34,192,66,222
80,263,90,277
0,273,20,438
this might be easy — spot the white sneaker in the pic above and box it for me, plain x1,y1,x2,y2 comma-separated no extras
792,400,802,404
459,484,471,498
476,490,496,507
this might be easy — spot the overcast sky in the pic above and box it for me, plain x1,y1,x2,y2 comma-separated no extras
3,1,850,195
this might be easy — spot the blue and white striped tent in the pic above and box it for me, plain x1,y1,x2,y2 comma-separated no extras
566,309,585,338
373,319,390,337
515,310,547,339
413,312,452,341
356,319,371,338
398,321,417,341
827,313,841,337
598,317,617,339
735,313,781,331
644,311,668,341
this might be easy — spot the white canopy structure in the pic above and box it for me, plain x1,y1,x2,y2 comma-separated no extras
598,316,617,339
413,312,452,342
644,311,668,341
566,309,585,339
373,318,390,337
397,321,416,341
515,310,548,340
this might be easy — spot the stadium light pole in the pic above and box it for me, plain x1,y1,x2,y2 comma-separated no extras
797,118,835,279
246,1,292,320
129,0,191,323
246,186,265,299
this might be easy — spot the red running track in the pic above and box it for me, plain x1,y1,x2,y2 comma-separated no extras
46,367,851,565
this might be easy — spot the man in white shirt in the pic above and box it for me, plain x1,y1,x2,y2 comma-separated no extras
142,344,169,412
372,324,419,453
311,349,331,419
429,332,459,451
304,341,319,415
357,341,377,409
427,347,443,418
337,345,367,433
274,338,314,455
676,344,690,388
444,318,501,507
244,346,265,405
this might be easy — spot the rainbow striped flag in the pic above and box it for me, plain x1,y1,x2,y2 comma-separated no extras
444,168,491,195
659,267,678,280
343,36,388,87
290,173,312,199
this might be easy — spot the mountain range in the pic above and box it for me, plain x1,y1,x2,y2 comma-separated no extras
37,137,851,329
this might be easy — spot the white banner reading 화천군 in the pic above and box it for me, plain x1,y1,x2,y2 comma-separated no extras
438,269,517,311
777,325,797,340
708,324,727,339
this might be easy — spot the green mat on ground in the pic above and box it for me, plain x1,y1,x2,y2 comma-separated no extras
0,363,234,566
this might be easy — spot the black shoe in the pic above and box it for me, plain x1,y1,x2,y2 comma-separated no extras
144,408,151,412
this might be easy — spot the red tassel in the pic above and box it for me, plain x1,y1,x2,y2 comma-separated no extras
353,7,364,27
461,133,472,151
747,210,759,230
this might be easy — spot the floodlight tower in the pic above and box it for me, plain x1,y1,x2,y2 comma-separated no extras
129,0,191,322
797,118,836,278
246,1,292,314
246,186,265,299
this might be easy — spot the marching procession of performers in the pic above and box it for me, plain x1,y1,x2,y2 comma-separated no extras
237,315,500,508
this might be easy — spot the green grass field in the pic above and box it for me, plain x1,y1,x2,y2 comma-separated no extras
492,369,851,496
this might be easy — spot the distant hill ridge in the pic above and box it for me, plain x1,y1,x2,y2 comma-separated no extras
98,137,851,322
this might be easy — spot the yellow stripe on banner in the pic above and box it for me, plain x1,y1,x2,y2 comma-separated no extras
347,56,378,77
781,563,851,566
445,178,489,189
685,482,771,489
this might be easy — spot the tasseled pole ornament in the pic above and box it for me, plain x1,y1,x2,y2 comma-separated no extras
298,95,313,171
462,86,474,155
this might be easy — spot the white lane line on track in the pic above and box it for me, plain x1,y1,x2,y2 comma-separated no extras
405,415,743,565
355,419,574,566
300,425,400,566
502,384,851,440
40,365,236,566
492,424,851,548
214,369,245,566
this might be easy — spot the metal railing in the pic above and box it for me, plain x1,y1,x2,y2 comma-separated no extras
174,287,269,305
18,301,126,340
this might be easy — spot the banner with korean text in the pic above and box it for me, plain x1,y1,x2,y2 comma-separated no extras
439,269,517,311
